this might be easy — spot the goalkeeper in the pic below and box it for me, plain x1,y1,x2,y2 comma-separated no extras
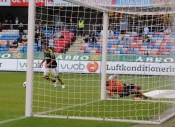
106,74,149,99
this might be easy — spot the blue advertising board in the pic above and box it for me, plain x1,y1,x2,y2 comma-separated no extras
116,0,153,7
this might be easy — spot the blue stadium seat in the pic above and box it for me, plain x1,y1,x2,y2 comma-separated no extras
153,46,159,49
97,34,101,36
143,42,149,46
24,49,27,52
123,45,129,48
120,50,126,54
98,48,102,51
88,44,94,47
84,50,90,54
108,50,114,54
166,45,172,49
113,41,119,45
132,51,138,54
128,48,134,51
0,45,6,48
3,48,9,51
43,30,51,33
20,48,24,52
147,46,153,49
107,44,112,48
171,32,175,35
34,48,37,52
148,32,154,35
114,34,119,36
116,48,122,51
0,48,3,52
108,36,111,39
24,46,28,49
153,35,158,38
114,32,120,34
124,37,129,40
34,46,38,49
151,40,156,43
108,42,113,45
170,52,175,55
167,44,172,47
130,34,137,37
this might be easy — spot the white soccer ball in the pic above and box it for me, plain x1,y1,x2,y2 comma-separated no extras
23,82,26,88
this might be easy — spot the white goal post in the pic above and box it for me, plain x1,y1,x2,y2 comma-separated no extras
25,0,175,124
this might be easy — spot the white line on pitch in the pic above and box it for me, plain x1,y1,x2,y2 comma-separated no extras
0,116,26,125
34,99,101,115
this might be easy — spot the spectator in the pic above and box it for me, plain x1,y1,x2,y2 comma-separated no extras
48,20,55,31
164,27,171,35
12,39,18,48
56,18,64,29
14,17,20,29
0,23,2,32
37,36,42,52
38,20,42,29
22,35,28,42
119,36,125,45
89,30,95,38
137,26,142,36
108,28,114,37
18,23,25,36
83,35,90,43
43,21,48,30
144,25,149,35
144,35,150,43
54,28,61,38
54,13,59,26
88,30,96,43
35,12,41,23
59,33,66,38
17,36,23,43
67,18,74,28
96,24,103,34
69,24,77,38
91,35,99,44
100,29,104,36
78,18,84,37
48,34,54,51
39,28,44,38
114,26,120,34
0,15,3,23
144,51,149,56
9,20,13,29
6,41,11,48
4,19,9,29
35,26,40,37
120,19,127,34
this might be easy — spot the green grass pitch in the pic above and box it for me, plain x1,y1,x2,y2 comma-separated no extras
0,72,173,127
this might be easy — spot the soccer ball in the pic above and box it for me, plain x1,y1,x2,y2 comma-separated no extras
23,82,26,88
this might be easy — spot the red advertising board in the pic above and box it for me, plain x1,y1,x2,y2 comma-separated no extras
11,0,45,6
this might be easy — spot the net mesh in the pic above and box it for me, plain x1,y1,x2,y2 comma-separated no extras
31,0,175,124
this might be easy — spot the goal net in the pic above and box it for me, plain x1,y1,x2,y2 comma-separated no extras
26,0,175,124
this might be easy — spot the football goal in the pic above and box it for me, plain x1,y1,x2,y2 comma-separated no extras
25,0,175,124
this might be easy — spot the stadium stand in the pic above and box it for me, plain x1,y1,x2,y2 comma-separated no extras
0,29,75,53
0,28,175,56
78,31,175,56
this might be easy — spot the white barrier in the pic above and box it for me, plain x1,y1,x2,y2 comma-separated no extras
0,59,175,75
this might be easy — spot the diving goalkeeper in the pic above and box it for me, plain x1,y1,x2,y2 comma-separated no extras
106,74,149,99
